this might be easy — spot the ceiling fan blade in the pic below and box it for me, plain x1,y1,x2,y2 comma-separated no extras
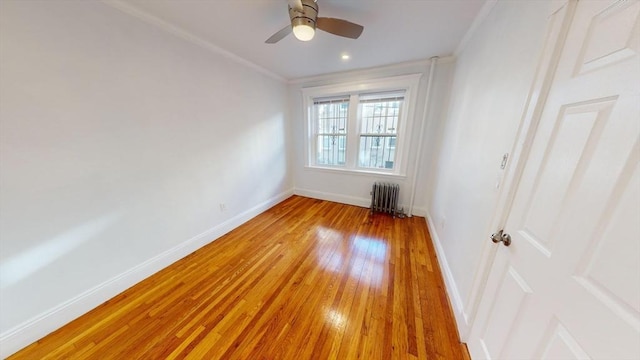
317,17,364,39
265,25,292,44
288,0,303,13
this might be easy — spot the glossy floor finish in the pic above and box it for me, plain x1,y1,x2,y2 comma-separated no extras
10,196,469,359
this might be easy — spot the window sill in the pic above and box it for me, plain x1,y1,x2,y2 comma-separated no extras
303,165,407,179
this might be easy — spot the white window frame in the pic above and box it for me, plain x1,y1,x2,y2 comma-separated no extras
302,74,422,177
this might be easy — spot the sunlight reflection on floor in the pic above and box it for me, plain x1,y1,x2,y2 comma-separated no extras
315,226,388,289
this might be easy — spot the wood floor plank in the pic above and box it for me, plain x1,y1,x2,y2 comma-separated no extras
8,196,469,359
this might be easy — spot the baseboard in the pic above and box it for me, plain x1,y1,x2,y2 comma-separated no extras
425,212,470,339
293,188,416,215
411,206,428,217
294,188,371,208
0,189,294,358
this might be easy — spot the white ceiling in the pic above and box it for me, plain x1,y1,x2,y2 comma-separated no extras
119,0,486,80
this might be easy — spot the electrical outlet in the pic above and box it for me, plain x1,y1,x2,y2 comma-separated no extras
219,203,226,212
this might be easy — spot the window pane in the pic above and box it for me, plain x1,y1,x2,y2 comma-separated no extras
317,135,347,166
359,99,401,135
316,102,348,134
314,98,348,166
358,95,402,169
358,136,396,169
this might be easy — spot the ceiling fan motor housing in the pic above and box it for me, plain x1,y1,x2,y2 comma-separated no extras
265,0,362,43
289,0,318,29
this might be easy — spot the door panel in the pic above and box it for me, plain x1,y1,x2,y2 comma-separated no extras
521,97,616,251
574,0,639,75
575,160,640,315
480,266,532,358
538,320,590,359
468,0,640,358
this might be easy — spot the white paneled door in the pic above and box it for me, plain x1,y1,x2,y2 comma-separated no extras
468,0,640,359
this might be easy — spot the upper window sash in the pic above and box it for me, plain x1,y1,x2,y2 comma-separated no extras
358,91,406,103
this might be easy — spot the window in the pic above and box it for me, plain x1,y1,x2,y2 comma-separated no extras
302,74,421,176
314,97,349,166
358,92,404,170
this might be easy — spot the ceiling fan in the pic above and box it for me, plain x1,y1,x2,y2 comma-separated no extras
265,0,364,43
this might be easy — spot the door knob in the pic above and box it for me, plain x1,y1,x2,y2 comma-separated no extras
490,230,511,246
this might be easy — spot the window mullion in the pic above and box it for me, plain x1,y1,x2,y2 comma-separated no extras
345,94,359,168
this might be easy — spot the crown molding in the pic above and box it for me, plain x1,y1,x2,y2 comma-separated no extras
102,0,287,83
455,0,498,56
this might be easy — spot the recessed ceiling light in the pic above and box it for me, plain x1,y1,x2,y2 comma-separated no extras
341,54,350,60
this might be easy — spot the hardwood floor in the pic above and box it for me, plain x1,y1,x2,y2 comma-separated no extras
10,196,469,359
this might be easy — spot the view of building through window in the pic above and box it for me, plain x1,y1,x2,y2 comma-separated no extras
358,95,402,169
314,97,348,166
304,74,419,176
313,93,404,170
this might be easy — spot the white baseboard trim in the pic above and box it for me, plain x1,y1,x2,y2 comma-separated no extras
294,188,371,208
0,189,294,358
410,206,428,217
293,188,416,215
425,212,470,339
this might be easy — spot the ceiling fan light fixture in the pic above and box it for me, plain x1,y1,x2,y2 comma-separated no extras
293,23,315,41
265,0,363,44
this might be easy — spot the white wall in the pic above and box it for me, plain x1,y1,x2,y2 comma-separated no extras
426,0,555,335
0,1,291,355
290,60,455,216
